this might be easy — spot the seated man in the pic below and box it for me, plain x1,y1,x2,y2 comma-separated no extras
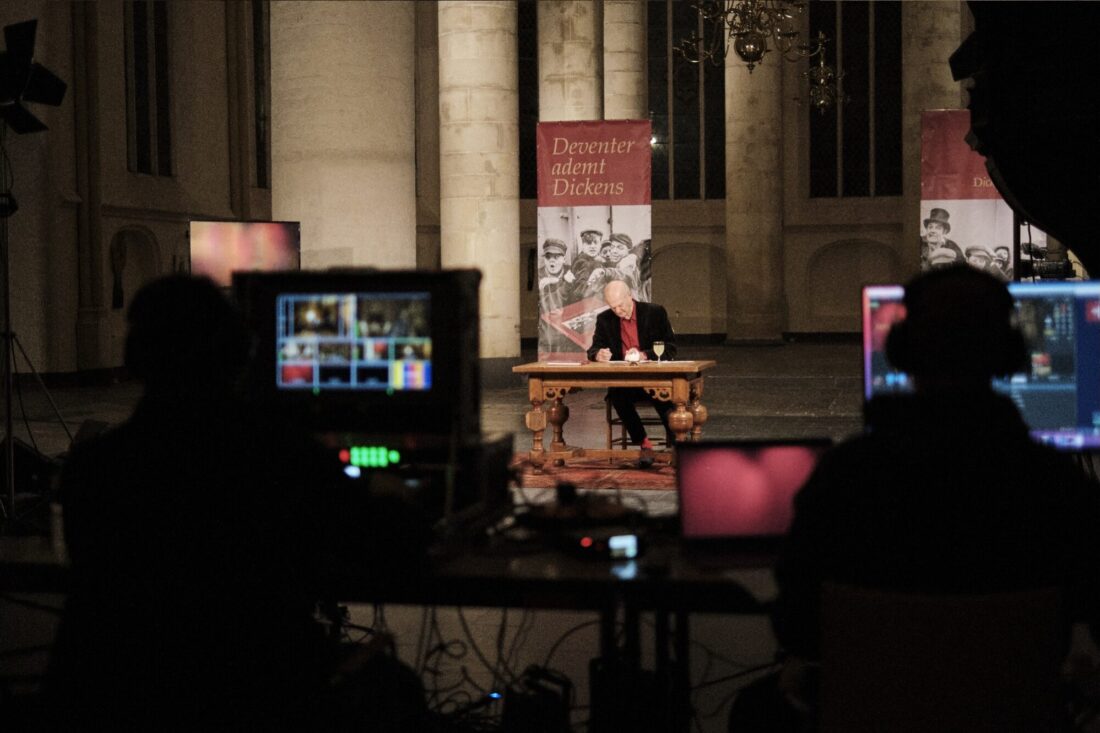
732,265,1100,729
586,279,677,468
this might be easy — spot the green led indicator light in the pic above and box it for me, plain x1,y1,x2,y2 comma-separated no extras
348,445,402,468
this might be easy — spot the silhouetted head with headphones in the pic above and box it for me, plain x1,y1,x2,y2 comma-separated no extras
124,275,252,399
885,265,1027,393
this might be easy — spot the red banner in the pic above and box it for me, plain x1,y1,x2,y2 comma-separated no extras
536,120,653,360
920,110,1001,201
920,110,1045,279
537,120,651,207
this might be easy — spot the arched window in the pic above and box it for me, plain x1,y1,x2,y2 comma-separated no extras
808,0,902,198
648,0,725,200
124,1,173,176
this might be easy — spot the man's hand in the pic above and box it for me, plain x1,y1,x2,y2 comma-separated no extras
595,348,612,362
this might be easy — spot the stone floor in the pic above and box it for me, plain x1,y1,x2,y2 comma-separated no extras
12,341,865,461
2,342,867,731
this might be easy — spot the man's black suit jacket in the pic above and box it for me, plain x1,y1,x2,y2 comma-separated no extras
586,300,677,361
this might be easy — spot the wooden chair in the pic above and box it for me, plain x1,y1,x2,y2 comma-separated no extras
818,583,1067,733
604,396,671,450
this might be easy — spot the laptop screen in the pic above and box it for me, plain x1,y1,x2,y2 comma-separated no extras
677,440,831,541
862,285,910,400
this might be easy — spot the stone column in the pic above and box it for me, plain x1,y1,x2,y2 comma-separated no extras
724,58,785,342
415,1,442,269
270,1,416,269
603,0,647,120
901,2,964,276
438,1,520,361
538,0,601,121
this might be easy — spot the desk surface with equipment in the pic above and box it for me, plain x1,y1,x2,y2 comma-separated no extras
512,360,718,468
1,526,773,611
2,520,772,731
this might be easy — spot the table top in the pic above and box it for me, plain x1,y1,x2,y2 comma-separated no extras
0,532,772,615
513,360,717,375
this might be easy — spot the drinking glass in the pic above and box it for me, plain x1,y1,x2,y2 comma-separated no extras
653,341,665,362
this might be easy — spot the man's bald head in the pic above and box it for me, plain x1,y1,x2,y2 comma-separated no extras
604,280,630,303
603,280,634,320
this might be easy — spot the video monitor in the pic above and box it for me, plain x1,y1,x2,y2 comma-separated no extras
862,281,1100,450
862,285,911,398
275,292,432,392
234,270,480,438
189,220,300,287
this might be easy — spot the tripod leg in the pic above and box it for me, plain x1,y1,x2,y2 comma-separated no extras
3,333,12,521
11,334,74,443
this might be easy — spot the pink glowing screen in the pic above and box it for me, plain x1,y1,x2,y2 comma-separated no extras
190,221,300,287
677,441,830,539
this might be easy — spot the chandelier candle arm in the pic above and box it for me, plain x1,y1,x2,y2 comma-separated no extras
673,0,841,111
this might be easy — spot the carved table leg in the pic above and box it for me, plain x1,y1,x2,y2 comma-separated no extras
668,402,694,444
689,379,708,441
547,397,569,453
689,401,708,441
667,378,695,444
525,400,547,469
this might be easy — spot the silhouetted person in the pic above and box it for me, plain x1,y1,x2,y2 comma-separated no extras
732,266,1100,730
45,276,426,731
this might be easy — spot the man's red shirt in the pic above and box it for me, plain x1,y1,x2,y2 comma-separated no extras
619,299,641,355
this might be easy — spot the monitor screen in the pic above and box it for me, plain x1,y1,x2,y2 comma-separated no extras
234,270,480,437
276,292,432,392
677,440,831,540
862,281,1100,450
190,220,300,287
862,285,910,398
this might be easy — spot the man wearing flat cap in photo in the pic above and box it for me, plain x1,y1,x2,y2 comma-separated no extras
587,232,641,296
920,207,964,270
965,245,999,277
538,238,574,309
570,228,605,301
993,245,1013,281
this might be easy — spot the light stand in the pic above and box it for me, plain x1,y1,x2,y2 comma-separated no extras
0,19,68,523
1,136,11,521
2,123,75,525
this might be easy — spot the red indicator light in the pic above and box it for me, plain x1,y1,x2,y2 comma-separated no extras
580,537,593,548
338,449,350,463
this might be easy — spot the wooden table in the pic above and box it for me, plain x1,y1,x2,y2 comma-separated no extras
512,360,717,468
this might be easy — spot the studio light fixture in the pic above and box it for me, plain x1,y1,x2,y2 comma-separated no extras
0,19,67,134
674,0,840,112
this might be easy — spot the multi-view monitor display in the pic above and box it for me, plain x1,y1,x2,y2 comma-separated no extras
233,270,480,436
863,282,1100,450
275,292,432,392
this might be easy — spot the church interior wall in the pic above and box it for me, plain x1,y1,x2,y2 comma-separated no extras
1,1,974,373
